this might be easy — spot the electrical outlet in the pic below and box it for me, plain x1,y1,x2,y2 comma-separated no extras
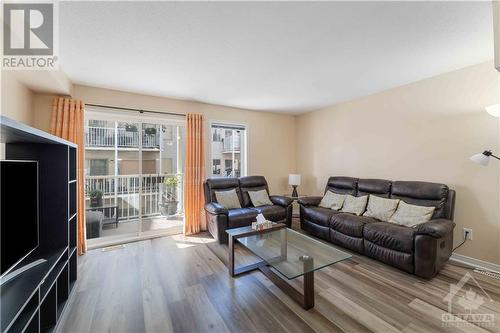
463,228,473,241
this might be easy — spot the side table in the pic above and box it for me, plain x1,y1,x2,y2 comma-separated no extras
283,195,307,218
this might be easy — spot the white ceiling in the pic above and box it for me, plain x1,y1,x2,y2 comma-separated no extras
59,1,494,114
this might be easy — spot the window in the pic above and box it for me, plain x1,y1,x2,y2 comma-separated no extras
87,159,108,176
212,129,222,142
212,159,221,175
210,123,246,178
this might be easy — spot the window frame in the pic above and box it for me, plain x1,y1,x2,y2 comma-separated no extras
208,120,248,179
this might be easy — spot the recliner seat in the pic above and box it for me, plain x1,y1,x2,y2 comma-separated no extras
204,176,293,244
298,177,456,278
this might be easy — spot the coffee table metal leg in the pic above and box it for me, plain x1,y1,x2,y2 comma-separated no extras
228,235,235,277
301,255,314,310
258,265,315,310
303,270,314,309
280,228,287,260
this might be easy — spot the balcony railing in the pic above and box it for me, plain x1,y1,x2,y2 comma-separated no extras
85,173,183,221
86,126,160,149
222,135,241,152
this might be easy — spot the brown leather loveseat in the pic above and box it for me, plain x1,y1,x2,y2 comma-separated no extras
204,176,293,244
299,177,456,278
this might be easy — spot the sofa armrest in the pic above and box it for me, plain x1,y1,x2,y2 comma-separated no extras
269,195,293,207
205,202,228,215
297,196,322,207
415,219,455,238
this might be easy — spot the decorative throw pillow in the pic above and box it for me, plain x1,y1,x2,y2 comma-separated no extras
340,195,368,216
319,191,346,210
363,195,400,221
248,189,273,207
389,201,435,227
215,189,241,209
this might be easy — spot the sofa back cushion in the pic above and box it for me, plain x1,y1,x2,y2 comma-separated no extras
239,176,269,207
204,177,242,205
390,181,449,219
358,179,392,198
324,177,357,195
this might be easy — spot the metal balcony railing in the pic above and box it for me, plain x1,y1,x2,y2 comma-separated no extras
86,126,160,149
85,173,183,221
222,134,241,152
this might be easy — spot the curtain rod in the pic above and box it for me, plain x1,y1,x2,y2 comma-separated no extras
85,103,186,117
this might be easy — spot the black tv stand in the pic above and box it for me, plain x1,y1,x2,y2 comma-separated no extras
0,116,78,333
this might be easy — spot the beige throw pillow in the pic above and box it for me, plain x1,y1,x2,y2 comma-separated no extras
215,189,241,209
389,201,435,227
248,190,273,207
319,191,346,210
363,195,400,221
340,195,368,216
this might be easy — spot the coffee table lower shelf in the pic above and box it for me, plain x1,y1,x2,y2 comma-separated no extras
228,225,315,310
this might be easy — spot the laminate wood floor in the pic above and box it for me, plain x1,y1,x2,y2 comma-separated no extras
57,224,500,333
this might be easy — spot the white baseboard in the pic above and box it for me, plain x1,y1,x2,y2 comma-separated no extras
450,253,500,274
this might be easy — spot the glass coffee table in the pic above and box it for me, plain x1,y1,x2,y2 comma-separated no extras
226,223,351,310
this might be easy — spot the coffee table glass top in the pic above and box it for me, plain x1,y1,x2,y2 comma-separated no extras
237,228,351,280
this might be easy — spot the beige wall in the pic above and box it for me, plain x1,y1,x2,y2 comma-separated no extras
296,61,500,264
32,93,54,131
1,71,34,125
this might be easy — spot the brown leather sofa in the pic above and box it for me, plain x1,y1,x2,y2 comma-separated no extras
299,177,456,278
204,176,293,244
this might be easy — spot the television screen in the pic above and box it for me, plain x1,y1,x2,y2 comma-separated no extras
0,160,39,276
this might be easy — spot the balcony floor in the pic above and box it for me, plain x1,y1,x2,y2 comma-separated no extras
87,214,184,249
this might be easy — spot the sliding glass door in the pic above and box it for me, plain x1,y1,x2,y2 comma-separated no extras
84,108,185,247
140,122,185,234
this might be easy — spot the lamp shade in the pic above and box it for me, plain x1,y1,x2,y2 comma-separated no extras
288,174,301,186
470,152,490,166
486,104,500,117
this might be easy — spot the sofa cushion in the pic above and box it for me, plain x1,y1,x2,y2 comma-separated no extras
330,213,377,237
389,201,435,227
248,189,273,207
215,189,242,209
363,195,400,221
250,205,286,221
227,208,258,228
364,222,415,253
319,191,346,210
301,206,339,227
341,195,368,216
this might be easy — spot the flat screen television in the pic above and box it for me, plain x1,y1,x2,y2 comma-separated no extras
0,160,39,278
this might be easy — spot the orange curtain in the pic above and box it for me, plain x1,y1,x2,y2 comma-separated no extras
50,97,87,255
184,114,206,235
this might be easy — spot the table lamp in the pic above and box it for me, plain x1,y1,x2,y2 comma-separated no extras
289,174,301,197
